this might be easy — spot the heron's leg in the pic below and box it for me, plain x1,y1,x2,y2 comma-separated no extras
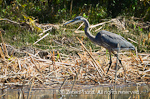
112,52,122,65
106,51,112,74
112,51,127,83
114,54,123,66
112,52,126,73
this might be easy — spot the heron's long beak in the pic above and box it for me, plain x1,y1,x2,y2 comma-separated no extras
64,19,81,25
64,20,75,25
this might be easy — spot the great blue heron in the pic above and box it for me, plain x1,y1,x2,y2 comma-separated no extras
64,16,135,74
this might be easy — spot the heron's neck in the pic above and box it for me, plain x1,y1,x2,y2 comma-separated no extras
83,19,95,42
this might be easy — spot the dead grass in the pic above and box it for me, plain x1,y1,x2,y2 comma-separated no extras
0,16,150,91
0,36,149,90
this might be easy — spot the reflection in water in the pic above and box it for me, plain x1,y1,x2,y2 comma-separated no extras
0,84,149,99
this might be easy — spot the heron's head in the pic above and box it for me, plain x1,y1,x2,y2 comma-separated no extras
64,16,85,25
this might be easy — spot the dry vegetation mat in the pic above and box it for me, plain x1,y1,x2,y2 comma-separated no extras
0,36,150,91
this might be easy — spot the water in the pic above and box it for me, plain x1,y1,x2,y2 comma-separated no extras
1,83,149,99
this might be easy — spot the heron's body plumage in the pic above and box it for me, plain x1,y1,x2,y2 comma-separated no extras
95,30,135,51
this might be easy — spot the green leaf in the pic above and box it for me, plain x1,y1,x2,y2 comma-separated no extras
83,13,88,18
57,53,60,59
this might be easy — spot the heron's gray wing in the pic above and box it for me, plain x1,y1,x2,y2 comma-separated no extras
98,31,135,50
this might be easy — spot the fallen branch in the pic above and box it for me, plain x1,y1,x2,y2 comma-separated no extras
76,37,105,77
0,18,20,25
128,38,138,44
0,31,9,58
33,33,49,45
39,27,52,36
0,47,5,60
